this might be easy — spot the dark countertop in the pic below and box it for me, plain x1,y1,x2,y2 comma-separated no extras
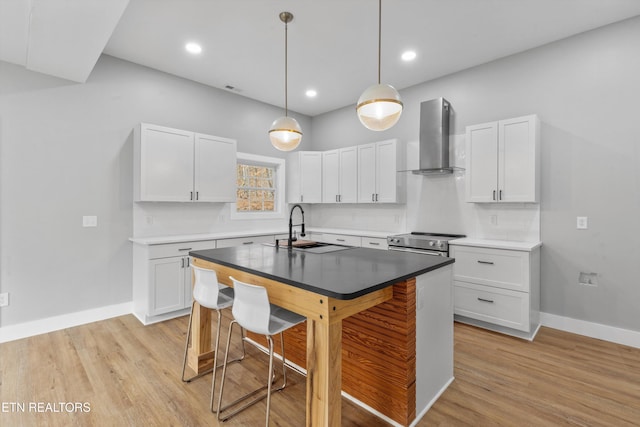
190,245,454,300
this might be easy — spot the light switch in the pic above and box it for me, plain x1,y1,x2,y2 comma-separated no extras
576,216,588,230
83,216,98,227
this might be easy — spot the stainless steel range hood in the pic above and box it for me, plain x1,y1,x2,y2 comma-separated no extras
412,97,459,175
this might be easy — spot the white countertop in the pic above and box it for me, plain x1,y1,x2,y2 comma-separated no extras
130,227,397,245
307,227,395,239
449,238,542,251
129,229,286,245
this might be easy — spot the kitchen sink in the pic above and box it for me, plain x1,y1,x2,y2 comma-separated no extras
263,241,352,254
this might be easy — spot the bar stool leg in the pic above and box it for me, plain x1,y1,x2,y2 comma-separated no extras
216,319,237,417
265,335,274,427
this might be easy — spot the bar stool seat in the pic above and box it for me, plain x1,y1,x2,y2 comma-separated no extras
217,276,306,426
181,265,245,413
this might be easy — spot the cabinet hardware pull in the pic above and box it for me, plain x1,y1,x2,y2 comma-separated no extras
369,242,380,246
337,239,346,242
493,190,496,200
499,190,502,200
372,193,375,202
186,257,190,267
301,195,304,202
181,258,185,268
477,260,494,265
339,194,342,202
242,241,254,245
336,195,338,202
196,191,199,200
477,297,494,303
178,248,192,251
376,193,379,202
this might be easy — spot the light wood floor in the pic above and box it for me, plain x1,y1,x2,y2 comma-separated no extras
1,314,639,426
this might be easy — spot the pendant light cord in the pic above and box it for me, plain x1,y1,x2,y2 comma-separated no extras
377,0,382,85
284,19,289,116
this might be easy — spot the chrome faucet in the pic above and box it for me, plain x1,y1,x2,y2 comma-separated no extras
288,204,306,248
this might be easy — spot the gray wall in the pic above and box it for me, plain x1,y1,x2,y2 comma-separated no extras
0,55,311,326
312,16,640,332
2,15,639,334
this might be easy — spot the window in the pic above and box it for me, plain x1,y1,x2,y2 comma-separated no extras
236,163,276,212
230,152,286,220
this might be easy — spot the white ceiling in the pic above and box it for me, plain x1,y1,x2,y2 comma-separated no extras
2,0,640,116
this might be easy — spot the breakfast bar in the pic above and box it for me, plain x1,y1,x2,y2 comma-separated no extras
188,244,454,426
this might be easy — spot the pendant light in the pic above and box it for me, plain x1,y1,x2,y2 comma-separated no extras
356,0,403,131
269,11,302,151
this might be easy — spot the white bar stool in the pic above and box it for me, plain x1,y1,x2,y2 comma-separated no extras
216,276,306,426
181,265,245,413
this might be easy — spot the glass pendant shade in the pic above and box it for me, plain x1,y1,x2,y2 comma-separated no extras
269,115,302,151
356,83,403,131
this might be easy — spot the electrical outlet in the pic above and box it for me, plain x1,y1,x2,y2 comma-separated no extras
0,292,8,307
577,216,588,229
579,272,598,286
82,216,98,227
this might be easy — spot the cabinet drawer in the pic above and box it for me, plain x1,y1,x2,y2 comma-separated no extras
450,246,530,292
361,237,388,250
321,233,362,247
148,240,216,259
216,235,274,248
454,281,529,332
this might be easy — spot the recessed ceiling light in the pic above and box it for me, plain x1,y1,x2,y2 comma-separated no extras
185,42,202,55
305,89,317,98
401,50,417,61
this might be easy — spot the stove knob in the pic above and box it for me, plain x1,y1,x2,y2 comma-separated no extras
428,241,435,247
437,241,444,249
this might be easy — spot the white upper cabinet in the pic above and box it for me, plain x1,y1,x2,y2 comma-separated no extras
357,139,403,203
194,133,237,202
135,123,237,202
466,115,540,203
322,146,358,203
287,151,322,203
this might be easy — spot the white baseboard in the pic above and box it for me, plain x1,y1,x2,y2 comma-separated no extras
0,302,133,343
540,312,640,349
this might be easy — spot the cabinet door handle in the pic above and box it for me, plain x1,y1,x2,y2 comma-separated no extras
372,193,375,202
477,260,494,265
181,258,185,268
375,193,379,202
339,194,342,202
336,195,339,202
186,257,190,267
499,190,502,200
492,190,496,200
477,297,494,303
301,195,304,203
336,238,346,242
368,242,380,246
242,241,254,245
196,191,199,200
178,248,192,251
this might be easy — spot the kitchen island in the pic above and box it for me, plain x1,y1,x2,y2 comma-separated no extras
189,244,454,427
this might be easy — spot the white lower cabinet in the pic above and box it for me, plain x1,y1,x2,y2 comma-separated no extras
133,240,216,324
450,243,540,340
361,236,388,250
319,233,362,247
216,234,274,248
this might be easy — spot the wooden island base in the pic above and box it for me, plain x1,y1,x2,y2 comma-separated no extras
248,278,417,426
